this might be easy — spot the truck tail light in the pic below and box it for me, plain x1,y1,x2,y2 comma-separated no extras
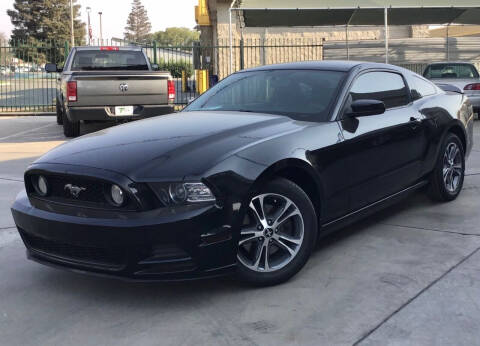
100,46,119,51
67,81,77,102
464,83,480,91
168,80,175,102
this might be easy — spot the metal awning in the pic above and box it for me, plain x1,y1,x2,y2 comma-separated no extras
228,0,480,72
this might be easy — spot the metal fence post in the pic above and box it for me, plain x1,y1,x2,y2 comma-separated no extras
64,41,70,61
153,41,158,64
239,38,244,70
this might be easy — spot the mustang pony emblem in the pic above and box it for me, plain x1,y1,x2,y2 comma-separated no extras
64,184,86,198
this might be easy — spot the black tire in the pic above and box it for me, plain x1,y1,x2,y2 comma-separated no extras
427,133,465,202
56,99,63,125
236,178,318,286
62,111,80,138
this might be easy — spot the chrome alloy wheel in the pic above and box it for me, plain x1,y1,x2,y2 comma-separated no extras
237,193,304,273
443,142,463,193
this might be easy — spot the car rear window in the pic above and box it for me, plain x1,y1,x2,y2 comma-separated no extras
423,64,479,79
71,50,149,71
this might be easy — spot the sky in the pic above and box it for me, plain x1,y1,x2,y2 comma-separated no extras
0,0,198,40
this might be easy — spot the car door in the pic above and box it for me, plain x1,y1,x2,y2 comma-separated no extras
339,70,428,211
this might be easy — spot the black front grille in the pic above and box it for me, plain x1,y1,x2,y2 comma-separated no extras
27,173,137,210
48,174,107,205
21,231,125,269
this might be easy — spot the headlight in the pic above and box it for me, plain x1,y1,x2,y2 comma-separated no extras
110,184,125,206
183,183,216,202
152,182,216,205
34,175,49,196
169,183,187,204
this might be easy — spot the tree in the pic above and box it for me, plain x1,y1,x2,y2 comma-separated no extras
0,32,9,64
124,0,152,43
152,27,200,47
7,0,86,64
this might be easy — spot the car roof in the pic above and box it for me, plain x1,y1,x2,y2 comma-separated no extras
240,60,405,73
427,62,475,66
74,46,142,51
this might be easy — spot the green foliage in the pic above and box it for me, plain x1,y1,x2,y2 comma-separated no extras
152,27,200,47
158,59,194,78
124,0,152,43
7,0,86,64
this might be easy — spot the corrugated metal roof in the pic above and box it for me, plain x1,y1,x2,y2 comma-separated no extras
234,1,480,26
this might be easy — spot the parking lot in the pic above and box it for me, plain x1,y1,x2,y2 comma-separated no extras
1,116,480,346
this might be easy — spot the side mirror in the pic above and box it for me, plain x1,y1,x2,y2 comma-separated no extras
45,63,58,73
151,64,159,71
347,99,386,118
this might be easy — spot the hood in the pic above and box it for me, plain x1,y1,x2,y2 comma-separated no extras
36,111,305,181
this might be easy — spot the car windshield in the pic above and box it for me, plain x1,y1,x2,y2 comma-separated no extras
71,50,149,71
423,63,479,79
185,69,346,122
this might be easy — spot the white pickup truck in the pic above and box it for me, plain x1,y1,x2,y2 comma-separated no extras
46,46,175,137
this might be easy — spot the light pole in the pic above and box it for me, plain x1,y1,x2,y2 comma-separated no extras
86,7,92,46
70,0,75,46
98,12,103,44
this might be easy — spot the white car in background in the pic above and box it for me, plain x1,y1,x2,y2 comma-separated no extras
424,62,480,116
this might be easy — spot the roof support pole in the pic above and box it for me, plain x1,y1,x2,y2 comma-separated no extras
446,23,450,61
384,7,389,64
229,8,233,75
345,25,350,60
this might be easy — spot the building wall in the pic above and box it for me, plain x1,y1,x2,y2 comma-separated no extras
201,0,430,78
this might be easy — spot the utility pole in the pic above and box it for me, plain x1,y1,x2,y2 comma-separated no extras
86,7,92,46
70,0,75,46
98,12,103,44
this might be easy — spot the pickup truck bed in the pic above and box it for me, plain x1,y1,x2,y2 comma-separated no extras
48,46,175,137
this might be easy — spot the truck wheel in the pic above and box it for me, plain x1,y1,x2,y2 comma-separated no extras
56,99,63,125
62,112,80,137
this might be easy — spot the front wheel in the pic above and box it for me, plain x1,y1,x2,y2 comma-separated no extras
236,178,317,286
427,133,465,202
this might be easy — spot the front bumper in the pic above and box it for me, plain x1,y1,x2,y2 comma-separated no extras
11,190,238,281
67,105,175,122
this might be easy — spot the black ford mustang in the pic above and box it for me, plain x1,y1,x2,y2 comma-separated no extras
11,61,474,286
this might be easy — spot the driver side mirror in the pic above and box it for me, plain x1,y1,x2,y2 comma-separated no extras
45,63,59,73
347,99,386,118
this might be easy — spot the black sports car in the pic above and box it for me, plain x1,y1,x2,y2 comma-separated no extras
11,61,474,286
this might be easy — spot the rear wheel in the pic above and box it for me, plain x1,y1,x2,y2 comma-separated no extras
427,133,465,202
236,178,317,286
56,99,63,125
62,111,80,138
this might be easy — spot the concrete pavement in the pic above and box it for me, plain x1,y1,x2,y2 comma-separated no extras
1,117,480,346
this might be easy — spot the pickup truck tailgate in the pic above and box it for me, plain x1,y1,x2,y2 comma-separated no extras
71,71,170,106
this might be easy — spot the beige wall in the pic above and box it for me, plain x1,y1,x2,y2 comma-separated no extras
202,1,430,78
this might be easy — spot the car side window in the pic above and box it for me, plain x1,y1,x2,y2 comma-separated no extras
348,71,409,110
410,76,437,100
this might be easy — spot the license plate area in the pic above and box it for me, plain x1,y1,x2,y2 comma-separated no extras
114,106,134,116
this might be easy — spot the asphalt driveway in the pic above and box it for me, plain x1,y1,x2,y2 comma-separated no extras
1,116,480,346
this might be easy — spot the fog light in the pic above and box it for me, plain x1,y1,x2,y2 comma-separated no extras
36,175,48,196
169,183,187,204
111,185,124,206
